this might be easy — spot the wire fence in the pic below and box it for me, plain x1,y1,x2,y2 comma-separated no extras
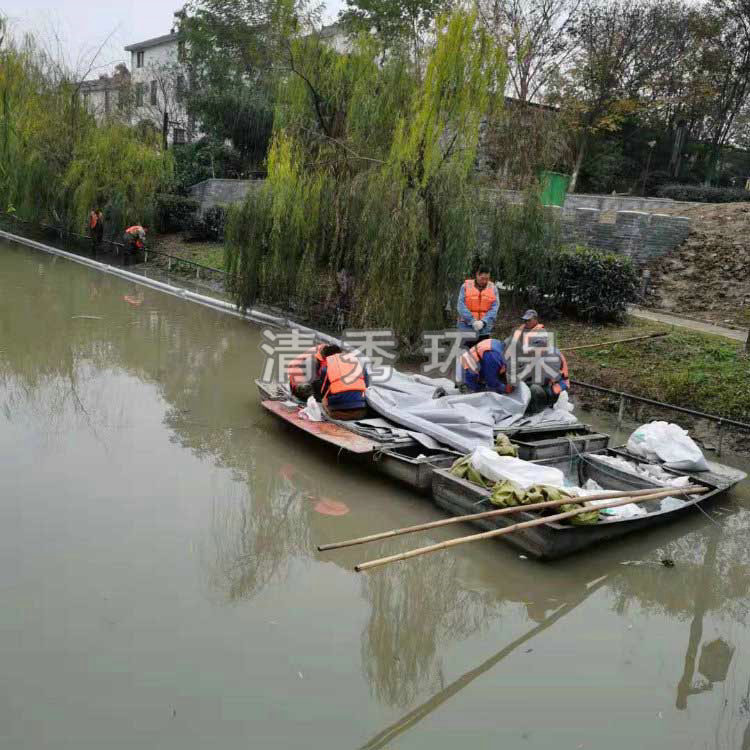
0,212,227,285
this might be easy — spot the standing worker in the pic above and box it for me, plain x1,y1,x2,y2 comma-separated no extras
457,265,499,342
459,338,513,395
319,351,369,420
123,225,147,265
89,208,104,253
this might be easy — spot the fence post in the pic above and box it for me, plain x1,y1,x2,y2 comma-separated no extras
717,419,724,457
144,250,148,263
617,394,626,428
196,267,200,280
168,257,172,272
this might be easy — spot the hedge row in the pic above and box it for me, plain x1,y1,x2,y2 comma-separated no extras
657,184,750,203
540,246,640,323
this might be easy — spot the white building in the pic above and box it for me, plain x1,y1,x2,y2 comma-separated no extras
124,31,193,144
79,64,131,123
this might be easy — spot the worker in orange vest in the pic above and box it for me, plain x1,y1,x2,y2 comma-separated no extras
520,333,571,414
287,343,341,400
505,309,545,353
123,225,147,265
89,208,103,252
459,339,513,394
319,352,370,420
457,264,499,340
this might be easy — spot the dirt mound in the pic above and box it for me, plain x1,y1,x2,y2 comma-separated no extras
645,202,750,328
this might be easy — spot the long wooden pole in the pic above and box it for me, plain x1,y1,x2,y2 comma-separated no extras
319,485,702,552
354,487,708,572
560,332,668,353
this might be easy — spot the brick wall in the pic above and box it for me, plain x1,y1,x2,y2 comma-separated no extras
548,207,692,266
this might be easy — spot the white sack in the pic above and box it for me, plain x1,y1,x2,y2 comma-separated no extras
299,396,323,422
626,421,708,472
470,446,566,490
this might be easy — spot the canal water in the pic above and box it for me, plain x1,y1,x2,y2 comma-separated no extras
2,238,750,750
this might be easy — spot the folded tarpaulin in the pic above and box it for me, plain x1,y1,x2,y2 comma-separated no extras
365,383,531,454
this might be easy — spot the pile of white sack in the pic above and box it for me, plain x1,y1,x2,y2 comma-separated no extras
626,421,709,472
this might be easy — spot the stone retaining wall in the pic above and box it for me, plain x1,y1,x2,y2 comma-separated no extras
188,179,692,266
551,206,692,266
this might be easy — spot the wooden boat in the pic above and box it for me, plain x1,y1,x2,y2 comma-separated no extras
256,380,458,493
431,449,744,560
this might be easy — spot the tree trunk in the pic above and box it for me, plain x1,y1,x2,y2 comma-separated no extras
568,135,587,194
162,110,169,151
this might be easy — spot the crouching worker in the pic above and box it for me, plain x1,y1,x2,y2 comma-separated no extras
526,344,570,414
123,225,147,265
460,338,513,394
287,343,341,401
320,351,369,420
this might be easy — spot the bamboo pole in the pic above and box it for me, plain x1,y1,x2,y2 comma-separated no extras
560,332,668,353
319,485,702,552
354,487,708,573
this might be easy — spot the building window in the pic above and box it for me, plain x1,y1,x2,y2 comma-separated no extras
135,83,145,107
176,75,185,104
150,80,157,106
104,90,110,115
177,40,186,62
136,50,144,68
173,127,186,145
83,91,90,108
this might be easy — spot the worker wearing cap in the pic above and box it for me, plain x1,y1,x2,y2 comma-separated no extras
505,309,545,354
457,265,499,341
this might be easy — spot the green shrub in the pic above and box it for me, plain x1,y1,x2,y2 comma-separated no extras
155,193,199,233
191,204,227,241
657,184,750,203
545,246,640,323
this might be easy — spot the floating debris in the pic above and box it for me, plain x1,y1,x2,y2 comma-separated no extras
314,499,350,516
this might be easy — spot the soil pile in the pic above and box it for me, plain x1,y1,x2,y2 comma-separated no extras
645,202,750,328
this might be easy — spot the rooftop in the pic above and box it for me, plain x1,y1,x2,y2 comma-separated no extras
125,31,183,52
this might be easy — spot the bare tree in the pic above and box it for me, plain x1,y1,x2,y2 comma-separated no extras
479,0,581,104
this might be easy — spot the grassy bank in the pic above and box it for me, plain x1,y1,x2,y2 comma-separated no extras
505,316,749,423
153,233,225,270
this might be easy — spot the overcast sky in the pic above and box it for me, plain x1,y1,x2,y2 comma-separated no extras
1,0,342,76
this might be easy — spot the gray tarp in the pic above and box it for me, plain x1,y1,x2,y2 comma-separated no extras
365,381,531,454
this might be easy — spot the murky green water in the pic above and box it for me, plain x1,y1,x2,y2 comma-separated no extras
2,238,750,749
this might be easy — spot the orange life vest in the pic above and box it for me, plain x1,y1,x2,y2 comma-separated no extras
460,338,494,373
321,353,366,402
89,212,98,229
287,345,326,389
463,280,497,320
125,225,145,235
550,352,570,396
508,322,545,353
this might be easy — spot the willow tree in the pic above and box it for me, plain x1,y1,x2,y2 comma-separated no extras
65,124,174,235
226,9,507,343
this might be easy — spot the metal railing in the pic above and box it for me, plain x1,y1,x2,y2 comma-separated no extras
572,379,750,455
0,212,226,283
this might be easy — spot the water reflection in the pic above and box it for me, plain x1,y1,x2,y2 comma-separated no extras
4,242,750,746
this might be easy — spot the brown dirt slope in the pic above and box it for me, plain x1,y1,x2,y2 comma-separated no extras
645,202,750,328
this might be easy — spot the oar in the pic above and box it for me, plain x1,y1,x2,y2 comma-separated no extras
319,485,703,552
354,486,708,573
